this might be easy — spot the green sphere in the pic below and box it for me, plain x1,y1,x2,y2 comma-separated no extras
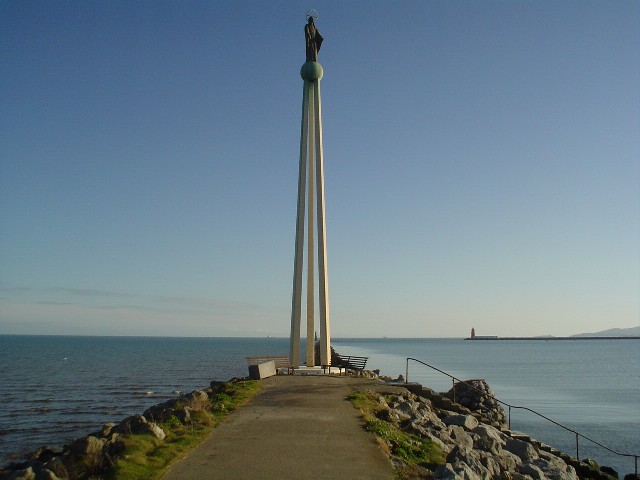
300,61,323,81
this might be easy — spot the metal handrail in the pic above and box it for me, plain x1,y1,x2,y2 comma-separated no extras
405,357,639,475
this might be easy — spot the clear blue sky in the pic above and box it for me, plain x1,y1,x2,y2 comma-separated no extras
1,1,638,337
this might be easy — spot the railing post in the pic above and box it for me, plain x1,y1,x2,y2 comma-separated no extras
405,358,409,383
576,433,579,461
452,379,456,403
508,406,511,430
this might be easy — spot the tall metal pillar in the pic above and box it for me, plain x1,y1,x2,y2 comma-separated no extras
289,59,331,368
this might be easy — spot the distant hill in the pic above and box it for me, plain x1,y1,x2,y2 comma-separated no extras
571,326,640,337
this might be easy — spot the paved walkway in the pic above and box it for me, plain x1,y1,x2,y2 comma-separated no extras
163,375,395,480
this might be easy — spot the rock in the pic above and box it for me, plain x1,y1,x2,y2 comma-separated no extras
64,435,107,473
182,390,209,410
445,379,507,428
473,424,507,443
448,425,475,450
177,406,192,424
473,424,506,454
42,457,68,480
442,414,479,430
27,447,60,464
599,466,618,478
435,397,455,410
420,387,437,398
413,408,446,430
434,461,485,480
477,451,502,477
33,468,61,480
143,398,181,423
474,434,503,454
377,407,410,423
424,431,451,453
210,380,225,391
505,437,539,462
447,444,490,477
433,462,458,479
148,423,166,441
396,399,419,417
429,427,458,449
66,435,105,458
434,462,483,480
532,456,578,480
2,467,36,480
519,462,545,479
501,473,533,480
115,414,166,440
0,462,64,480
494,451,521,473
98,423,117,438
582,458,600,470
623,475,640,480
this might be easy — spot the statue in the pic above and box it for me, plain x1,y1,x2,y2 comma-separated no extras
305,16,323,62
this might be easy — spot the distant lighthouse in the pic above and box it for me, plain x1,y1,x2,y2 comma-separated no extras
471,327,476,339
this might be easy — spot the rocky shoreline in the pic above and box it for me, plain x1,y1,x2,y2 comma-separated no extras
0,380,234,480
1,368,637,480
371,373,636,480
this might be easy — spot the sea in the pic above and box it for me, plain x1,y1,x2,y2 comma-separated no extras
0,336,638,476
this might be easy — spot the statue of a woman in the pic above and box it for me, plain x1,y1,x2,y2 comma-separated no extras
305,17,323,62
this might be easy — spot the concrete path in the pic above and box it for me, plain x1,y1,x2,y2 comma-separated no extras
163,375,395,480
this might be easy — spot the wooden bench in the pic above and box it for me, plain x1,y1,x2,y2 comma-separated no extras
327,354,369,375
245,356,293,375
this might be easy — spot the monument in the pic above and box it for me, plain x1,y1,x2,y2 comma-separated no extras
289,12,331,368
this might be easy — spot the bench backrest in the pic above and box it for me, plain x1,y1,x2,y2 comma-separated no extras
246,355,291,368
333,354,368,370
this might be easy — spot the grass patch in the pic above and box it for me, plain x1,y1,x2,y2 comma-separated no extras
103,380,261,480
348,390,446,479
347,390,386,416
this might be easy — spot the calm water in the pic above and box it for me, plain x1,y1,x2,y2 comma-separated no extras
1,336,638,476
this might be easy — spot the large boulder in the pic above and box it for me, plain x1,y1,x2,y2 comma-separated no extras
445,379,507,428
442,414,479,431
532,454,578,480
472,424,508,455
114,415,166,440
505,438,539,462
434,460,485,480
182,390,209,410
447,425,475,450
143,398,181,423
446,444,491,478
61,435,109,477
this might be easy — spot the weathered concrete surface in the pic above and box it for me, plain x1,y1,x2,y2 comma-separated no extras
164,375,395,480
247,360,276,380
